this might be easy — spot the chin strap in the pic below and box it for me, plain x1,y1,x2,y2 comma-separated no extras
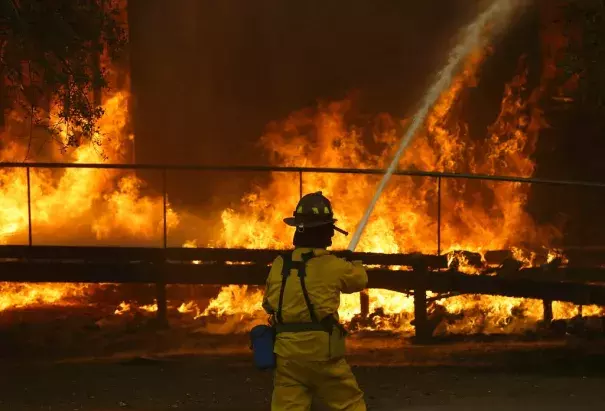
334,226,348,236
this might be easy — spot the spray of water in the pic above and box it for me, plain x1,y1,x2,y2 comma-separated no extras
347,0,527,252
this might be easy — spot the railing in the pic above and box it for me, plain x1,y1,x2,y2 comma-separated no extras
3,162,605,337
3,161,605,252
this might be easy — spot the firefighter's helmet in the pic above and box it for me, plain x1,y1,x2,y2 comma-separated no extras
283,191,337,229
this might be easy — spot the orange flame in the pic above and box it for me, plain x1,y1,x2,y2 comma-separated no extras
0,84,179,311
197,51,603,332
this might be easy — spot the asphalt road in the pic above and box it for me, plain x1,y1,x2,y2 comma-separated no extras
2,335,605,411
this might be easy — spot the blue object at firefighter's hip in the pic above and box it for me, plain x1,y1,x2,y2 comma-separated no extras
249,324,276,370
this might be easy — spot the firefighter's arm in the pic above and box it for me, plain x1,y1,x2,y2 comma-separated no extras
261,256,283,315
337,258,368,294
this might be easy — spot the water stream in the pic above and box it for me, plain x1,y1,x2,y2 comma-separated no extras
347,0,528,252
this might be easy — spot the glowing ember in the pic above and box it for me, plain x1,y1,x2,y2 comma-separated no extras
183,240,201,264
140,303,158,313
178,301,201,316
202,286,264,318
114,301,131,316
113,301,159,315
0,283,92,312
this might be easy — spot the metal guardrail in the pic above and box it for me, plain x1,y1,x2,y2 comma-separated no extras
3,162,605,254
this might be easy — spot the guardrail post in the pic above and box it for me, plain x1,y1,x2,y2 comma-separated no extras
437,176,441,256
360,290,370,318
156,168,168,326
155,266,168,327
162,168,168,249
26,166,33,246
412,259,431,344
543,299,553,324
542,259,557,325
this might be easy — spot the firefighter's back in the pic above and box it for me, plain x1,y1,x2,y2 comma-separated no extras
263,247,367,360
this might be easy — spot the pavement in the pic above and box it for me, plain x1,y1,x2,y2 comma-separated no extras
2,335,605,410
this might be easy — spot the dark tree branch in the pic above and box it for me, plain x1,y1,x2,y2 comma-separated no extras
1,0,127,150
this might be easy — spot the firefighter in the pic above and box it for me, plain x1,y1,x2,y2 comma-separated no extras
262,191,368,411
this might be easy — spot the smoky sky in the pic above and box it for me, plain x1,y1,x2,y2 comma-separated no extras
128,0,490,166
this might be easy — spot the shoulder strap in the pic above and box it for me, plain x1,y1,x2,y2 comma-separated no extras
276,251,320,325
297,252,319,323
276,254,292,324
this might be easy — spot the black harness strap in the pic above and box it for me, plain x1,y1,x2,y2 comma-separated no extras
275,250,346,335
276,251,319,326
276,252,318,325
276,323,325,333
275,254,292,325
296,251,319,323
